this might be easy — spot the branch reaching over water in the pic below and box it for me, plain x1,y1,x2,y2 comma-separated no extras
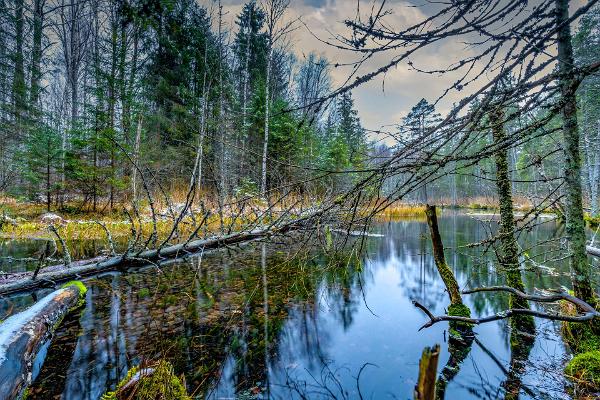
413,286,599,330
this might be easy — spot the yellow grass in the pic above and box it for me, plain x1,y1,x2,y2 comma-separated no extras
374,203,428,218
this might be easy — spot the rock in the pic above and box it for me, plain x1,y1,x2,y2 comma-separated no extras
40,213,66,226
0,214,17,228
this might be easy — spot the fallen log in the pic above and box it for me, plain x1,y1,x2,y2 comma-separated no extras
0,209,325,297
587,246,600,258
0,281,87,399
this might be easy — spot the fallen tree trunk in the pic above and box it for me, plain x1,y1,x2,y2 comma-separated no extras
0,282,86,399
0,210,325,297
587,246,600,258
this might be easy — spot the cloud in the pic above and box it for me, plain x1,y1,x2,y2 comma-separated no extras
201,0,486,135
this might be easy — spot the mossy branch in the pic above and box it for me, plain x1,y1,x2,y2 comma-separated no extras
424,204,462,305
413,286,599,330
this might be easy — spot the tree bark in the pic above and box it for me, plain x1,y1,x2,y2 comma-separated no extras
414,344,439,400
0,283,85,399
425,205,462,305
555,0,596,305
29,0,45,109
490,105,535,333
12,0,25,129
261,45,272,197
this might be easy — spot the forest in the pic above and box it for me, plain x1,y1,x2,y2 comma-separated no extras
0,0,599,399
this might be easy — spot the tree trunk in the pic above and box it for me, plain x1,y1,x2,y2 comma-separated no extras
555,0,596,305
108,16,118,209
12,0,25,130
132,115,142,201
261,45,273,197
425,205,462,305
0,207,330,296
47,148,51,212
29,0,44,109
490,105,535,333
0,283,86,399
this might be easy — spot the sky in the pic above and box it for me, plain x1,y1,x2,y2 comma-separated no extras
207,0,586,140
201,0,464,137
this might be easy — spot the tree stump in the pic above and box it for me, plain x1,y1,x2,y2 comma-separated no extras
414,344,440,400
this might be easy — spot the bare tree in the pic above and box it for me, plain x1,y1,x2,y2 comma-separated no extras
260,0,295,197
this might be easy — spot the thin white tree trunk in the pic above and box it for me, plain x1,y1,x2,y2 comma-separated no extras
261,45,272,197
132,115,142,200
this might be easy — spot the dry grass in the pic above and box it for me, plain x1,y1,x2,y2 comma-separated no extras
374,203,428,218
434,195,533,211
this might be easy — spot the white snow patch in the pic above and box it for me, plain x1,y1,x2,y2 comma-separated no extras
0,288,67,364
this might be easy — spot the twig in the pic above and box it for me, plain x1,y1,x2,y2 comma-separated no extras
94,221,116,256
48,225,71,267
413,286,599,330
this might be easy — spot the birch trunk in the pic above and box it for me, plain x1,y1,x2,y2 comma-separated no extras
261,45,272,198
131,115,143,201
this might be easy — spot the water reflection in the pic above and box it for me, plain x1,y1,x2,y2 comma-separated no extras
4,212,587,399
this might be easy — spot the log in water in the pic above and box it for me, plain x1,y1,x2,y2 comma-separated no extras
0,282,86,399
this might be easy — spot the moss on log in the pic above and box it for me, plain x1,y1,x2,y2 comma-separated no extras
101,360,190,400
0,281,86,399
414,344,440,400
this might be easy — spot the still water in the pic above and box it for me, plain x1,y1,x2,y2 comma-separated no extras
1,212,597,399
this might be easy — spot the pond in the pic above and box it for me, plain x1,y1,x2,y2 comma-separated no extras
1,211,598,399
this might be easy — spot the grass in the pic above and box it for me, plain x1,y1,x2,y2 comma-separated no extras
374,203,428,218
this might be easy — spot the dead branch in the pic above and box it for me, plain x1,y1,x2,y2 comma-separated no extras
413,286,599,330
94,221,116,256
48,225,71,267
0,206,335,297
586,246,600,258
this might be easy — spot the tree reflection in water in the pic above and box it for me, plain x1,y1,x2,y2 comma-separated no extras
13,214,579,399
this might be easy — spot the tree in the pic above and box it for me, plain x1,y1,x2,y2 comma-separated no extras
489,99,535,334
555,0,595,305
401,98,442,203
260,0,293,197
22,125,62,211
574,5,600,217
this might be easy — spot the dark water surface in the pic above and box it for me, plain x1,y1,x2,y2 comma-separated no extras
1,212,598,399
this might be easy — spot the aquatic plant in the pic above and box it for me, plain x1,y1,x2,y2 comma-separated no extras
101,360,191,400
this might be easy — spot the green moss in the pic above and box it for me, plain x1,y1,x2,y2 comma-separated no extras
61,280,87,308
447,303,473,341
562,312,600,354
101,360,191,400
585,213,600,228
561,300,600,392
565,351,600,391
137,288,150,299
61,280,87,297
448,303,471,318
